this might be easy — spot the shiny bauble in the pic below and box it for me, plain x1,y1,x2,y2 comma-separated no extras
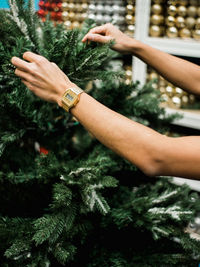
68,3,75,11
168,0,179,5
82,3,88,12
38,1,45,9
126,70,132,79
159,87,166,94
172,96,181,108
189,0,199,5
71,21,80,29
151,14,164,25
189,94,195,103
96,4,104,13
127,24,135,32
75,4,81,13
177,5,187,17
112,5,121,14
149,72,159,80
75,13,82,22
192,29,200,39
126,14,135,24
96,14,104,24
37,9,45,18
81,13,87,22
56,12,62,21
182,95,189,106
196,17,200,29
166,15,175,27
104,5,113,15
168,5,177,16
152,4,163,14
68,12,75,21
166,26,178,37
88,13,95,20
126,4,135,14
44,1,51,11
50,11,57,20
187,6,197,17
166,85,174,97
175,16,185,28
179,0,189,5
175,87,183,95
179,27,191,38
153,0,164,3
103,15,112,23
88,4,96,13
62,11,69,21
62,2,68,12
149,25,163,36
197,7,200,17
185,16,196,28
118,6,126,15
64,20,72,29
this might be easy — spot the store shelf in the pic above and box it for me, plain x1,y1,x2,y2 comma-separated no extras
165,107,200,130
144,37,200,58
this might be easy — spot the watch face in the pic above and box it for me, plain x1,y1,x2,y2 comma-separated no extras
65,93,74,101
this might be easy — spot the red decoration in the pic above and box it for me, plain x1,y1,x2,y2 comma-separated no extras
56,12,63,21
38,0,45,9
40,147,49,155
44,1,51,11
37,9,46,18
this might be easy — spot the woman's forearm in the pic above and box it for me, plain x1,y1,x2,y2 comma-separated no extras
130,40,200,95
71,93,200,180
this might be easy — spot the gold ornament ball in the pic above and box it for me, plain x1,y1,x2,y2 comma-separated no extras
196,18,200,29
68,12,75,21
179,28,191,38
71,21,80,29
175,16,185,28
62,11,69,21
187,6,197,17
82,3,88,12
192,29,200,39
68,3,75,11
151,14,164,25
168,0,179,5
159,79,167,87
153,0,164,3
185,16,196,28
81,13,87,22
127,24,135,32
126,14,135,24
197,7,200,17
172,96,181,109
62,2,68,11
166,26,178,38
150,25,163,36
126,70,132,78
75,13,82,22
64,20,71,29
174,87,183,95
182,95,189,106
151,4,163,15
160,87,166,94
177,6,187,17
149,72,159,80
189,0,198,6
166,15,176,27
179,0,189,5
126,4,135,14
167,5,177,16
75,4,82,12
161,94,169,104
189,94,195,103
166,85,174,97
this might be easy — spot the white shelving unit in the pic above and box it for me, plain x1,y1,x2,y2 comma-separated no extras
133,0,200,130
133,0,200,190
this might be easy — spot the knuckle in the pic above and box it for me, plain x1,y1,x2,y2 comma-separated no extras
36,57,46,65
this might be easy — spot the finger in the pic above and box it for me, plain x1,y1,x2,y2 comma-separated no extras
23,51,47,64
15,68,33,81
11,57,31,72
82,33,111,44
89,24,108,35
21,79,35,91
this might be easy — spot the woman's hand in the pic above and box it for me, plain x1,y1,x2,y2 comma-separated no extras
11,52,77,106
82,23,134,54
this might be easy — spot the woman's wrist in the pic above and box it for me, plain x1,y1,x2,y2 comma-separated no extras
126,39,144,56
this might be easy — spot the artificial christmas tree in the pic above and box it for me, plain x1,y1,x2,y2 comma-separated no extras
0,1,200,266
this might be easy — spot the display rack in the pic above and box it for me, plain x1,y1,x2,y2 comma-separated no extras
133,0,200,130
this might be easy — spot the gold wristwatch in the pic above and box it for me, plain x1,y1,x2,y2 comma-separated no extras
61,87,83,112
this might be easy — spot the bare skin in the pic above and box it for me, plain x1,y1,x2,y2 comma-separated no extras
11,23,200,180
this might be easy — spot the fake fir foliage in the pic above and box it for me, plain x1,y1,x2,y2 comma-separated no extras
0,0,200,266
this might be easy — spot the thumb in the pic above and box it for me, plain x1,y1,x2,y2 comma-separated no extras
82,33,112,44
